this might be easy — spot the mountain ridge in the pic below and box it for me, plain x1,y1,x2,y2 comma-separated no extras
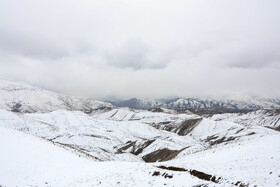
107,97,280,111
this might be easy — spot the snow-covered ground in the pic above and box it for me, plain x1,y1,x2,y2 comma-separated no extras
0,126,215,187
162,134,280,187
0,108,279,186
0,109,203,162
210,110,280,131
1,125,279,186
0,80,280,186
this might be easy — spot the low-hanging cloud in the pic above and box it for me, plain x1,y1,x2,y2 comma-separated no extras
105,39,171,70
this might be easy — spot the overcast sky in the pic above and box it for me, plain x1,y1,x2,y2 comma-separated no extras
0,0,279,99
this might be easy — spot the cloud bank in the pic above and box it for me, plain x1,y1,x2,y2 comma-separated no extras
0,0,279,98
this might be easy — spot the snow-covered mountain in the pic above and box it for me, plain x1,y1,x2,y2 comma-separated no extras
0,80,112,113
108,97,280,111
0,80,280,186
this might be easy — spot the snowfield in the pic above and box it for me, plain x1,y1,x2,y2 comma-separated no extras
0,80,280,186
0,125,279,186
0,127,215,187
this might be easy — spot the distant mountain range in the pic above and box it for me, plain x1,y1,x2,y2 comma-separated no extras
1,79,279,114
107,97,280,111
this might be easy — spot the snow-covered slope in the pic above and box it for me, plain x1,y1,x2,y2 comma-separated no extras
0,80,112,113
0,109,203,162
1,80,280,186
210,110,280,131
161,134,280,187
1,107,278,163
0,126,211,187
1,126,279,186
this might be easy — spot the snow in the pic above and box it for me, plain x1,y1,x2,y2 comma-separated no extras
0,80,112,113
164,135,280,187
0,109,203,161
0,127,209,187
1,79,280,186
210,110,280,130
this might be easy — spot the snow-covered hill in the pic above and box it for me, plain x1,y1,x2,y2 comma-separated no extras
108,97,280,111
0,126,210,186
0,107,278,163
0,80,112,113
1,123,279,186
210,110,280,131
0,80,280,186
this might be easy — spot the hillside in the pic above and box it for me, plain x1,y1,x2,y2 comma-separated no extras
0,80,279,186
0,80,112,113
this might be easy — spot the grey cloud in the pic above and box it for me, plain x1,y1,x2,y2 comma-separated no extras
105,40,170,70
225,43,280,69
0,29,93,60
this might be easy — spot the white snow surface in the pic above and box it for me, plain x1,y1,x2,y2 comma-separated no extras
0,80,280,186
0,80,112,113
210,110,280,130
164,134,280,187
0,126,209,187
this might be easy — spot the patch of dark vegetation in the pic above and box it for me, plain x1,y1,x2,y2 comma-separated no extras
195,185,208,187
157,165,249,186
192,184,208,187
152,108,164,113
205,135,218,141
174,118,202,136
48,135,63,141
160,121,172,125
142,146,190,163
157,165,187,172
207,136,237,146
142,148,178,162
190,169,220,183
151,122,175,132
116,139,157,155
82,134,111,140
133,139,156,155
152,171,160,176
246,132,256,136
265,125,280,132
151,171,173,178
115,141,136,154
162,172,173,178
11,103,22,112
235,128,245,134
234,181,248,186
162,146,190,161
275,126,280,132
